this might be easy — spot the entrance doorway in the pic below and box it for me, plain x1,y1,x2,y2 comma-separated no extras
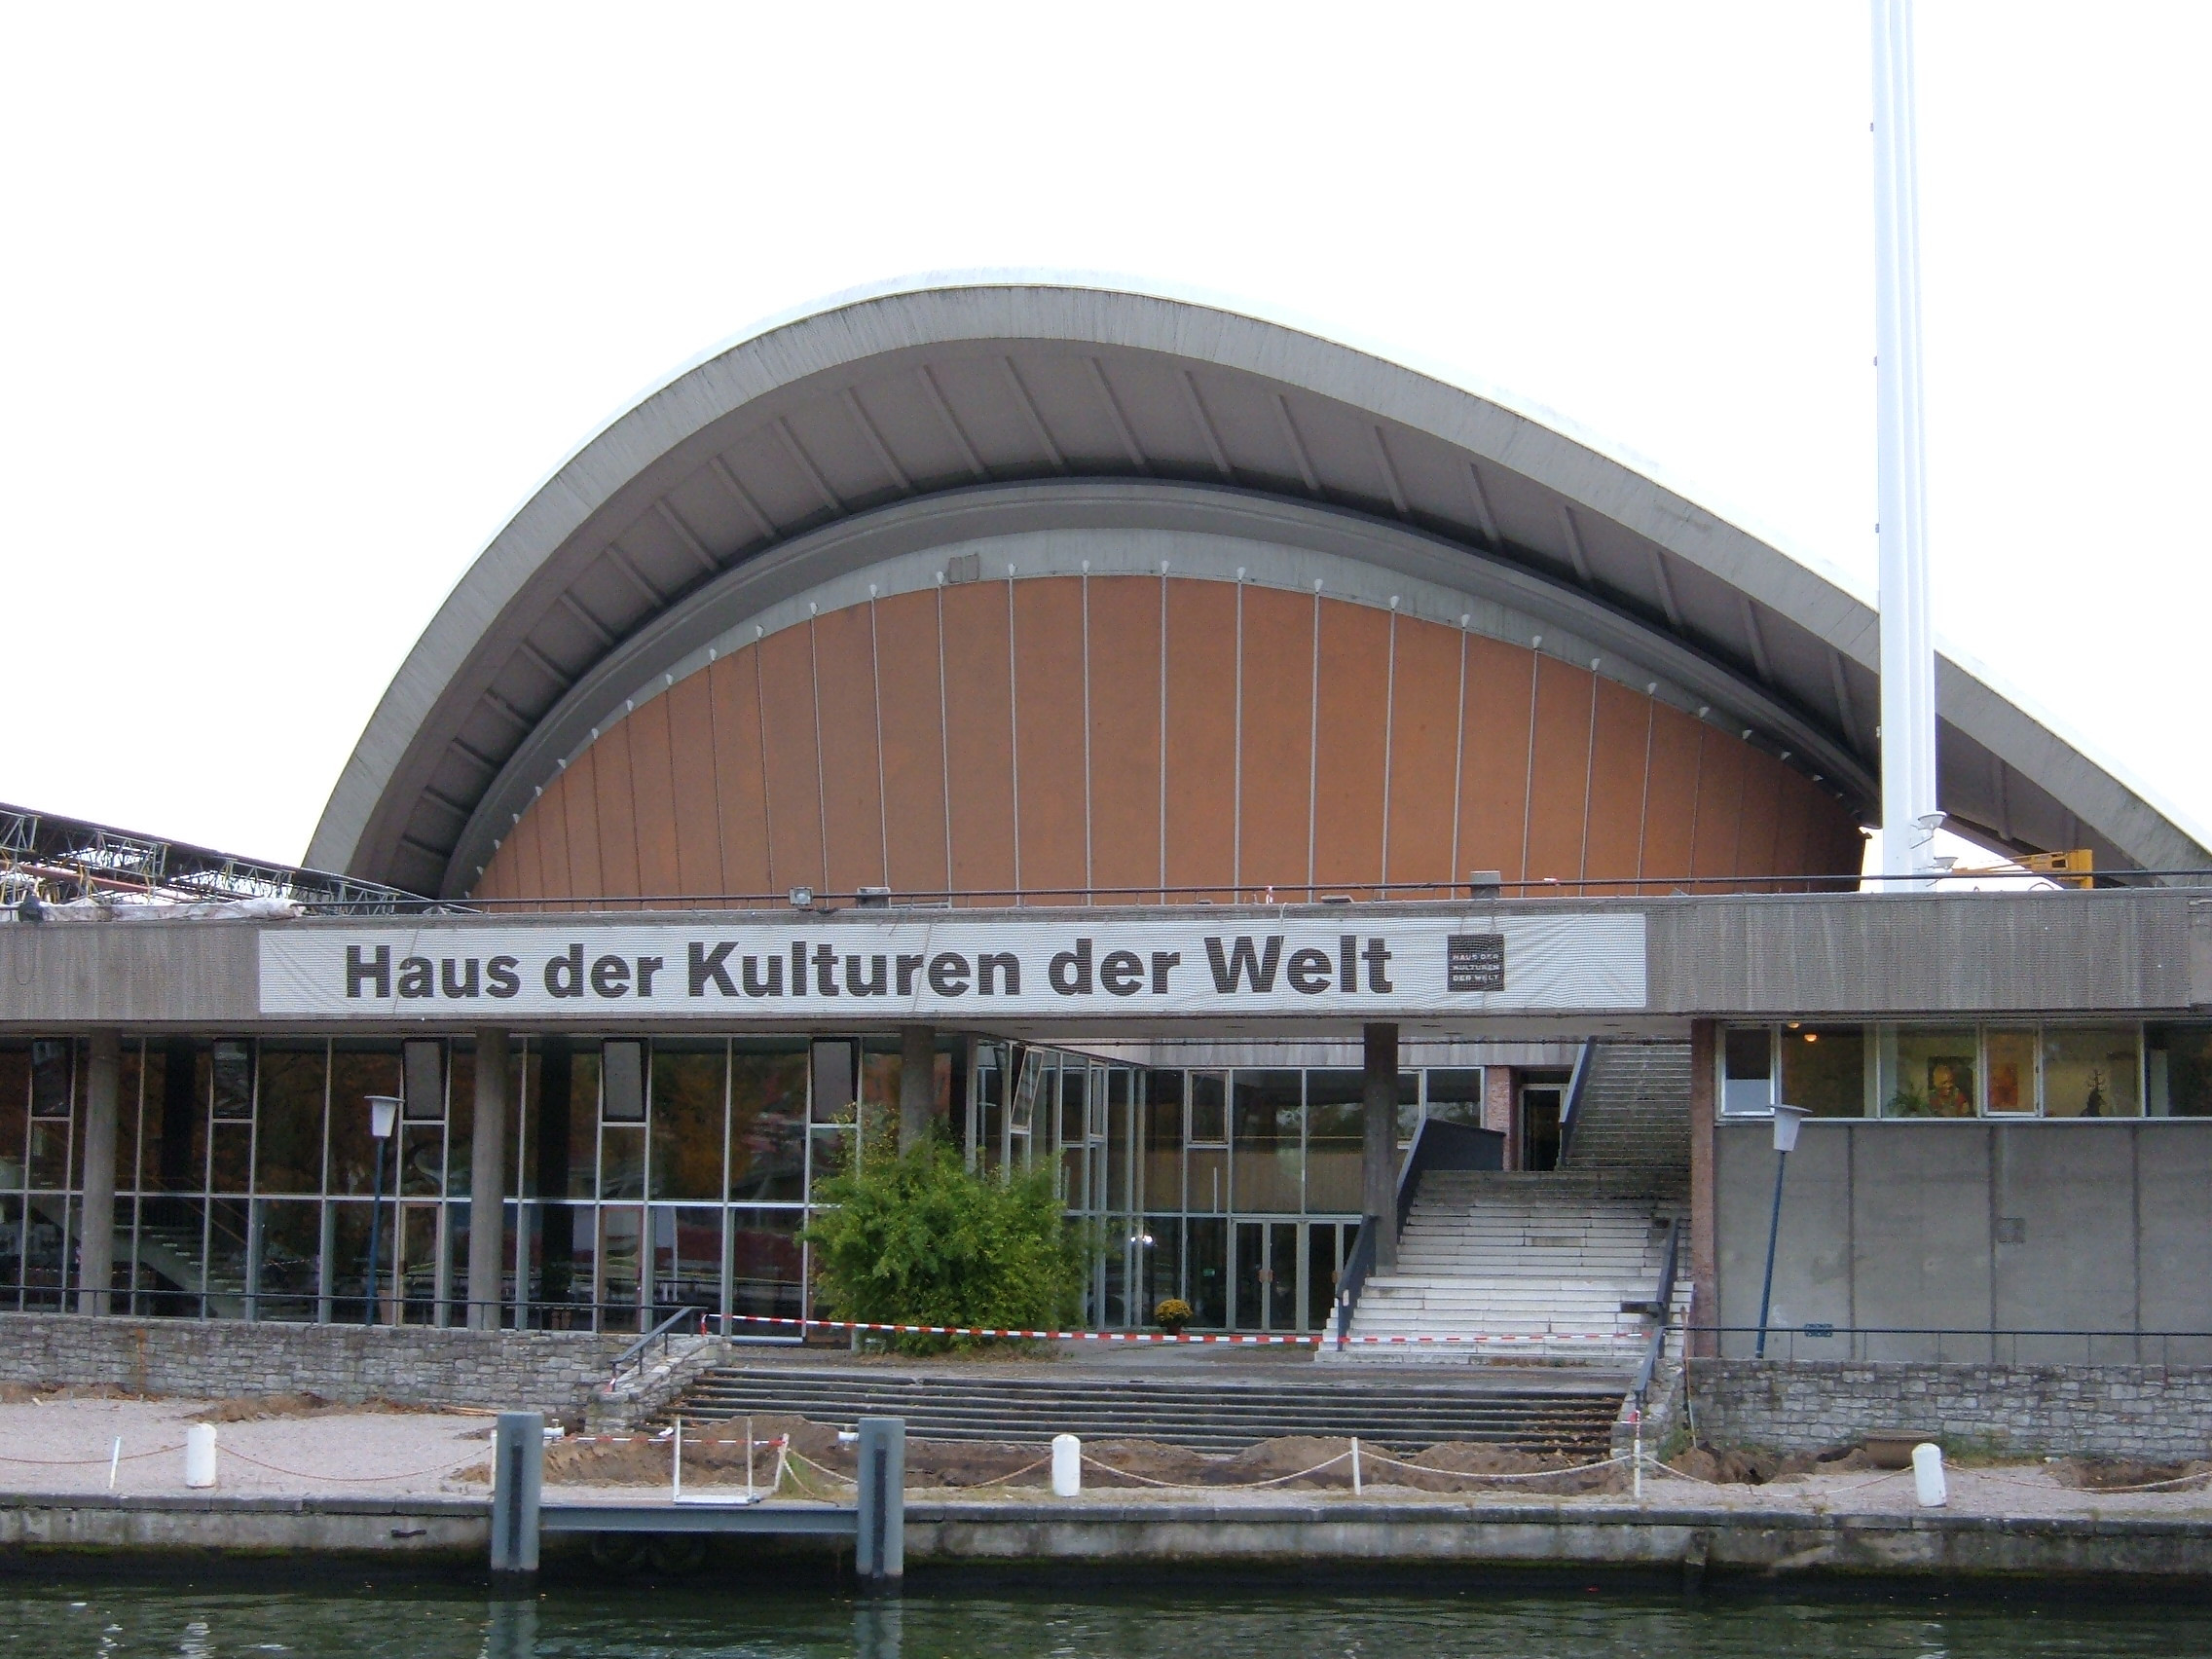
1230,1219,1356,1334
1520,1084,1564,1171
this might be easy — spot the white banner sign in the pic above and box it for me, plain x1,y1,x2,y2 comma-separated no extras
257,912,1645,1019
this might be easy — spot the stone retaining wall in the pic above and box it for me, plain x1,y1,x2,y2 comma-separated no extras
1691,1358,2212,1459
0,1313,633,1419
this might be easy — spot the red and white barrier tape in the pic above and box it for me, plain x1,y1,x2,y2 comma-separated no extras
706,1312,1641,1346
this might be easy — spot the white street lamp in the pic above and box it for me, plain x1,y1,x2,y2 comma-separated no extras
364,1095,400,1327
1754,1105,1809,1358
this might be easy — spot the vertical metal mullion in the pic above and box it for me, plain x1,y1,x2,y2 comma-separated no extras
243,1040,260,1322
719,1038,733,1329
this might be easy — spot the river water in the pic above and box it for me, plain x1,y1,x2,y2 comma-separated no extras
5,1576,2210,1658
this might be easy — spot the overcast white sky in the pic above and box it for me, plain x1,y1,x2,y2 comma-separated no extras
1,3,2204,871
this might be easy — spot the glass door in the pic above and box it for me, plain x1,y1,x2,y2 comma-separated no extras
1520,1086,1564,1171
1231,1220,1301,1332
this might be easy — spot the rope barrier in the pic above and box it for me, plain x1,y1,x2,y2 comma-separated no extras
1356,1448,1632,1483
1079,1449,1354,1490
218,1446,486,1485
714,1311,1636,1346
0,1445,183,1467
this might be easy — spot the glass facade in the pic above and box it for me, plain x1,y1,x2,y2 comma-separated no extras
1721,1020,2212,1120
0,1033,1489,1335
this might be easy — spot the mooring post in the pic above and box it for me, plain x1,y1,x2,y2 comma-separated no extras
490,1411,543,1584
854,1416,905,1589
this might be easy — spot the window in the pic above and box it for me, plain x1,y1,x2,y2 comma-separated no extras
2043,1027,2141,1119
1721,1027,1774,1116
29,1040,72,1119
211,1040,256,1122
602,1041,646,1124
1188,1073,1228,1144
1423,1070,1486,1130
1982,1028,2037,1116
401,1040,446,1122
1880,1026,1977,1118
1779,1025,1865,1118
2150,1025,2212,1117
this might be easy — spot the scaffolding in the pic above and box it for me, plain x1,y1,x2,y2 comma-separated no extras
0,801,448,915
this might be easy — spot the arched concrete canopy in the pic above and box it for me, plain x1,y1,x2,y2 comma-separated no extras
312,275,2211,898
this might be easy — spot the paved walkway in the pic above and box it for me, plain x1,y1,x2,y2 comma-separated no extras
7,1397,2210,1525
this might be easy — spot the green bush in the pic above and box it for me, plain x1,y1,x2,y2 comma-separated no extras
801,1116,1089,1354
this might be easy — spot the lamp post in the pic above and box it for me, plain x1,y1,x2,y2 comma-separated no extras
1753,1105,1809,1359
363,1094,400,1327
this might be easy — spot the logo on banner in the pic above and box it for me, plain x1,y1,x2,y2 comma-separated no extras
1446,933,1506,993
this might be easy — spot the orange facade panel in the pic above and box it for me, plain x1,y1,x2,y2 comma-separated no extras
1161,578,1236,899
1236,584,1315,894
1085,575,1163,901
663,673,725,904
1582,678,1652,893
1013,576,1089,902
706,654,774,898
472,575,1867,909
939,580,1016,901
1523,658,1595,886
1310,598,1389,891
812,603,887,893
1639,703,1704,887
756,624,826,894
625,694,682,903
1382,616,1462,894
1689,725,1747,883
1456,635,1535,885
870,588,949,897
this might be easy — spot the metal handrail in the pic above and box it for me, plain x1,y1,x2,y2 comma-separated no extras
1632,1219,1681,1403
1333,1114,1506,1348
609,1304,706,1382
1554,1040,1595,1164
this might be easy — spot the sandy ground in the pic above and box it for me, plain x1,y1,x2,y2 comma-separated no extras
0,1395,495,1498
7,1394,2212,1523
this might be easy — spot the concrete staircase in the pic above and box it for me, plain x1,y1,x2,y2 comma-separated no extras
1331,1173,1684,1366
1558,1041,1692,1198
1330,1044,1695,1368
656,1363,1624,1456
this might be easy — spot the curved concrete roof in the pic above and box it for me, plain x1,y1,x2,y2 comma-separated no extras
312,275,2212,898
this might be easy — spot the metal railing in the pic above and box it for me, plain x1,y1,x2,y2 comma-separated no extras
1687,1324,2212,1368
1631,1219,1681,1404
1554,1040,1595,1164
609,1304,708,1382
1333,1114,1506,1348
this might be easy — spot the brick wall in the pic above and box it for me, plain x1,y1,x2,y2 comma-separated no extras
0,1313,634,1419
1692,1358,2212,1459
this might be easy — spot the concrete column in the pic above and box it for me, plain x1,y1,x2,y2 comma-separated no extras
1687,1018,1718,1359
1361,1022,1399,1274
77,1031,121,1316
468,1030,511,1330
898,1026,935,1152
489,1410,543,1581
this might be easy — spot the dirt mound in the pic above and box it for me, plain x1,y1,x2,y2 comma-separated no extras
1079,1438,1218,1489
1663,1444,1872,1486
2050,1456,2212,1492
198,1394,455,1422
1198,1436,1356,1490
1388,1441,1623,1495
0,1382,137,1404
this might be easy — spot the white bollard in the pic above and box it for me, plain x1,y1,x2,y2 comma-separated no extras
1051,1433,1081,1497
183,1423,218,1490
1911,1442,1947,1508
